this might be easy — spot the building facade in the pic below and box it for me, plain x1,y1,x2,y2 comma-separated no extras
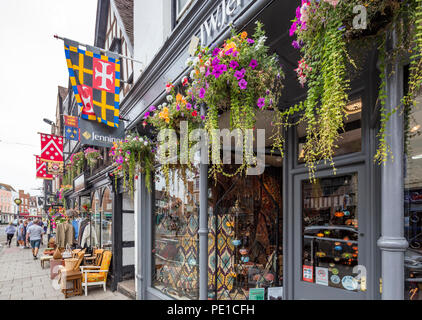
59,0,420,300
123,0,415,300
18,190,30,219
0,183,15,223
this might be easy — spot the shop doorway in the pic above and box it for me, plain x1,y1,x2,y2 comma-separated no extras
208,165,283,300
292,165,368,299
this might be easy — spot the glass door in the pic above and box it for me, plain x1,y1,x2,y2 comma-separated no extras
293,166,368,299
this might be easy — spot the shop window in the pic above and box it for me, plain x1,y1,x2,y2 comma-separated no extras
208,166,283,300
404,93,422,300
301,174,360,291
92,191,101,248
152,167,200,299
172,0,194,26
297,98,362,163
102,188,112,250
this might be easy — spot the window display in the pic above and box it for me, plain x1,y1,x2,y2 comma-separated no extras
208,167,283,300
297,98,362,162
102,188,112,250
302,174,360,291
404,94,422,300
152,168,199,299
92,191,101,247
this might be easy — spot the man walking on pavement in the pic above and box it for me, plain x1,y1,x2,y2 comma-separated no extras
23,220,29,248
26,219,44,259
5,222,16,247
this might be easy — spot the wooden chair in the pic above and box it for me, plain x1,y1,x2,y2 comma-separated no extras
74,249,86,271
83,249,104,266
81,250,112,296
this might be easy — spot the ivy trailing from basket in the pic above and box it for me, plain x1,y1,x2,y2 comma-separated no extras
287,0,422,179
84,147,103,171
109,133,154,195
144,82,203,190
187,21,284,181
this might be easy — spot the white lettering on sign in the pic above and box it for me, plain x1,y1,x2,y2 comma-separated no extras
200,0,244,46
92,131,123,144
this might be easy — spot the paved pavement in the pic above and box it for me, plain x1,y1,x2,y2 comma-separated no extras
0,224,130,300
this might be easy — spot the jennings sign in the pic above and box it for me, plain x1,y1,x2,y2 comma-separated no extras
79,118,125,148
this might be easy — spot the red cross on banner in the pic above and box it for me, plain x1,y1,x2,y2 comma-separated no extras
36,156,53,180
40,133,64,163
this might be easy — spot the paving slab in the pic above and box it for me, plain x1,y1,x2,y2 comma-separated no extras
0,225,130,300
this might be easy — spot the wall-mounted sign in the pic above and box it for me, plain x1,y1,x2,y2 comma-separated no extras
73,173,86,193
199,0,253,46
79,118,125,148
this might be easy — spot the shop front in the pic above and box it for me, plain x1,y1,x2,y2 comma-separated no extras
64,169,135,291
124,0,410,300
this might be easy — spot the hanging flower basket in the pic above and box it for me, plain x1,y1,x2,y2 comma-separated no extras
145,82,203,189
70,151,85,175
109,133,155,195
188,21,284,180
84,147,103,170
286,0,422,179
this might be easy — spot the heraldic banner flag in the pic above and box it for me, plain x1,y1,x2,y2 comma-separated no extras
64,115,79,141
40,133,64,163
36,156,53,180
64,38,120,128
47,162,64,176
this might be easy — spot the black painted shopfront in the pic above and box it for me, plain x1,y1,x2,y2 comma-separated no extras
65,169,135,291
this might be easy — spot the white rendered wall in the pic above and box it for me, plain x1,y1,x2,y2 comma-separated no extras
133,0,172,81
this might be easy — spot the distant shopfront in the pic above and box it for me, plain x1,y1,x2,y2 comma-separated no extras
124,1,412,300
65,169,135,291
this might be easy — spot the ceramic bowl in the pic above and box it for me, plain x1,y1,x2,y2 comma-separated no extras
232,239,241,246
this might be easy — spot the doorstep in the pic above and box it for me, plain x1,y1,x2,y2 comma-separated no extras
117,279,136,300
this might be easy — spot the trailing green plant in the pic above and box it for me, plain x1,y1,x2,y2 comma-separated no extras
84,147,103,170
109,133,154,195
287,0,422,178
144,82,203,189
188,21,284,181
70,151,85,176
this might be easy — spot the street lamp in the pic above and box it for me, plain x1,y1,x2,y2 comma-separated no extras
14,198,21,219
43,118,54,126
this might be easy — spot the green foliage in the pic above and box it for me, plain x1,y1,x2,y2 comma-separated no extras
190,21,284,180
287,0,422,177
109,133,154,196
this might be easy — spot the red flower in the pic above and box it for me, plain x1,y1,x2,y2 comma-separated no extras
182,76,189,86
192,111,198,117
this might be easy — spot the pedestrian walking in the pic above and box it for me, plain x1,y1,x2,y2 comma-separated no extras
26,219,44,259
17,220,25,248
37,219,44,245
5,222,16,247
23,220,29,248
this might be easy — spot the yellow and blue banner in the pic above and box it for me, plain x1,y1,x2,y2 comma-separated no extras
64,39,120,128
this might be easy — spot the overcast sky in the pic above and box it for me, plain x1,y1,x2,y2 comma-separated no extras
0,0,97,196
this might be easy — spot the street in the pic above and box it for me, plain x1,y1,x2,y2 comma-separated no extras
0,225,129,300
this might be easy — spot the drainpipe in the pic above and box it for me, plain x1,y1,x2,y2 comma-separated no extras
134,170,146,300
377,28,408,300
199,105,209,300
